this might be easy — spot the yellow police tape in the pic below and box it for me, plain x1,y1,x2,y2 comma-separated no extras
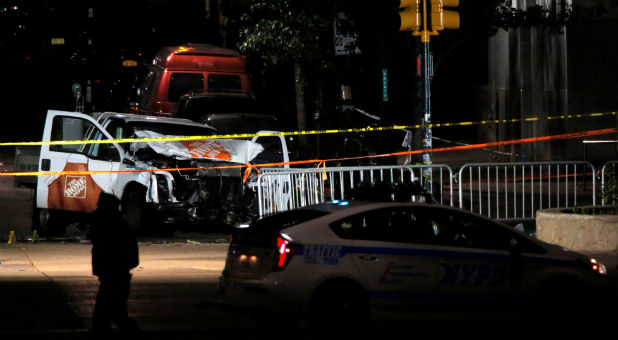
0,111,615,147
2,127,615,178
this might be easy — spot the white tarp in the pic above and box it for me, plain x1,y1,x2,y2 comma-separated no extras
132,130,264,164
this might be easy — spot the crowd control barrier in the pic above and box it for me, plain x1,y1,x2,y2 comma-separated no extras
256,165,454,217
254,161,612,221
457,161,597,220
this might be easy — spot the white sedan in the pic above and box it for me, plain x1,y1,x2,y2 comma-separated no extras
218,201,611,327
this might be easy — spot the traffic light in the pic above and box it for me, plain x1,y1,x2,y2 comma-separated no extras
430,0,460,31
399,0,421,31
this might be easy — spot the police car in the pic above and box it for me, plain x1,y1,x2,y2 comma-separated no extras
218,201,610,326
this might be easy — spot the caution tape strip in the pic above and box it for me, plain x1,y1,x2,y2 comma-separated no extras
0,111,615,147
2,127,615,178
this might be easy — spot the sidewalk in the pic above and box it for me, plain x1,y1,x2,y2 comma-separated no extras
0,243,86,333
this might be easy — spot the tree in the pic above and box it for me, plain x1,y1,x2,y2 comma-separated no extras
236,0,332,156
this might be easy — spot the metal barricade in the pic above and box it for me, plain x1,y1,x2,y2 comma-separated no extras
457,161,597,221
256,164,454,217
601,161,617,205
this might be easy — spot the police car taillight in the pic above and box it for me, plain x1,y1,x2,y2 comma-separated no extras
275,235,297,270
590,258,607,275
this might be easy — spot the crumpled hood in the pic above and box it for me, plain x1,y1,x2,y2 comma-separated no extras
132,130,264,164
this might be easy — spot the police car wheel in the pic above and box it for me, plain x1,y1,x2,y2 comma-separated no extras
308,280,370,328
531,275,589,323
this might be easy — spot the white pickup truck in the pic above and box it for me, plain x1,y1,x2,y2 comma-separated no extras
32,110,289,236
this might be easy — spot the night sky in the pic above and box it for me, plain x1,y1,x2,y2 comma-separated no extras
1,0,616,161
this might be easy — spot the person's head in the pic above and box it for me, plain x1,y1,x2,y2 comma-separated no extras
97,192,121,212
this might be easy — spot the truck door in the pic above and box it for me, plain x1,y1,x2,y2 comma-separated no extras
36,110,124,213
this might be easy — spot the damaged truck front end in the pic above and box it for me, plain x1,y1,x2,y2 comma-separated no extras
121,130,264,232
145,159,249,229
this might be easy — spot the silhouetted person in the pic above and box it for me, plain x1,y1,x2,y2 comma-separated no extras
90,192,140,335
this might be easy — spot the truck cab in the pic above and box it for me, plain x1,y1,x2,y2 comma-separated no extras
34,110,275,236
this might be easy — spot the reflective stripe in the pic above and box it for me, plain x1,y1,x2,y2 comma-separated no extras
298,244,581,268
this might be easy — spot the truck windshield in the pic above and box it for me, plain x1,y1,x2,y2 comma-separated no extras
126,122,215,137
105,118,215,141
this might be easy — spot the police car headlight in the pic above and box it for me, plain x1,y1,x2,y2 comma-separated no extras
590,258,607,275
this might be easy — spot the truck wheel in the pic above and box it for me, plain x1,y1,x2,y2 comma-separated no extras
123,188,147,233
32,208,67,237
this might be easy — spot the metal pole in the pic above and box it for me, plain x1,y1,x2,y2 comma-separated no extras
422,41,433,168
419,0,433,189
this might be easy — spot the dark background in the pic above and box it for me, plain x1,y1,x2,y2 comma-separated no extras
0,0,616,161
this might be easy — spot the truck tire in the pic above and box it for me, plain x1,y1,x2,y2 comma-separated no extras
32,208,67,237
123,188,147,234
123,187,165,236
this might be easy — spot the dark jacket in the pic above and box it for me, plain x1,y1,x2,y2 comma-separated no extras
90,193,139,276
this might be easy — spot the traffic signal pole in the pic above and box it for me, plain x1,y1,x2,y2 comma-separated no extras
399,0,459,192
415,1,437,171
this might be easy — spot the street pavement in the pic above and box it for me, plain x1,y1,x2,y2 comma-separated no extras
1,143,618,338
0,239,232,339
1,238,617,339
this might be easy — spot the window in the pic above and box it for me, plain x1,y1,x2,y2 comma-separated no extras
138,71,157,108
330,208,436,245
207,74,242,91
49,116,120,161
424,208,543,253
168,73,204,102
83,129,120,161
124,121,215,137
104,119,129,152
50,116,93,154
236,210,330,246
252,136,285,164
179,96,258,118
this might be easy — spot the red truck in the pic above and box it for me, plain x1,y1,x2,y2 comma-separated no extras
137,43,253,115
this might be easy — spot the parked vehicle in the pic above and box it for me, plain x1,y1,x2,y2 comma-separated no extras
33,110,269,236
204,113,293,166
219,201,611,327
174,90,258,122
137,43,252,115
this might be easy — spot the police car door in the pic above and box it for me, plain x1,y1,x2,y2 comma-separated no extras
424,207,517,304
37,110,123,213
330,206,440,307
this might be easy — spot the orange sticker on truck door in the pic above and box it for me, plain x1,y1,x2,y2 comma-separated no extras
47,162,103,213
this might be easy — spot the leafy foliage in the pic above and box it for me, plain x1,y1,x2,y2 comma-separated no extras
490,0,573,32
602,164,618,206
237,0,332,69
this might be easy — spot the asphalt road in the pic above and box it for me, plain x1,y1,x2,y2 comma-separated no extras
1,240,617,340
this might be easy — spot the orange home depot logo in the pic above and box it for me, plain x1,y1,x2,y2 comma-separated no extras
181,140,231,161
48,162,103,213
64,175,87,198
